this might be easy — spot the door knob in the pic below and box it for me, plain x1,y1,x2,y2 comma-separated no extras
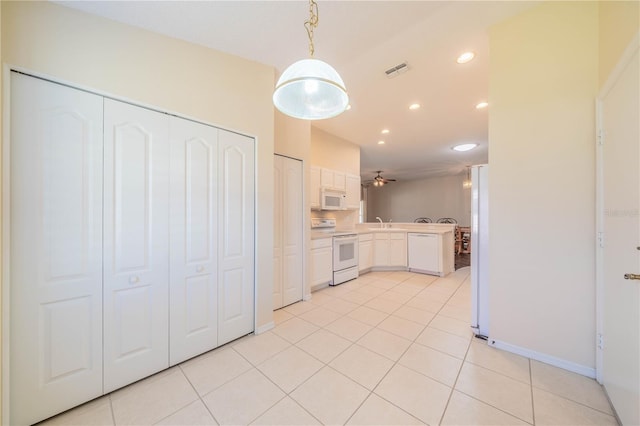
196,266,204,273
129,275,140,284
624,273,640,280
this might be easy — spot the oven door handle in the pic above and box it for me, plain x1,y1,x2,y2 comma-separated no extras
334,234,357,240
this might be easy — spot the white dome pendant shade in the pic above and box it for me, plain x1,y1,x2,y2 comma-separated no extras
273,58,349,120
272,0,349,120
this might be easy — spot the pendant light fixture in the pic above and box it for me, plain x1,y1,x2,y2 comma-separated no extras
463,166,472,189
273,0,349,120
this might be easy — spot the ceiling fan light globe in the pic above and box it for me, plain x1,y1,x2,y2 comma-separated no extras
273,59,349,120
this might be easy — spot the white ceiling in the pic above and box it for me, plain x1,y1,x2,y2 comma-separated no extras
56,0,536,182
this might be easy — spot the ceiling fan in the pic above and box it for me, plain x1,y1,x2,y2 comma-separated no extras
366,171,397,187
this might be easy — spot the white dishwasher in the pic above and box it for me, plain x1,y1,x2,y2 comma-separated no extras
407,232,439,274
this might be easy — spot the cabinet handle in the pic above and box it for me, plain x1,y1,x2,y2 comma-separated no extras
196,266,204,273
129,276,140,284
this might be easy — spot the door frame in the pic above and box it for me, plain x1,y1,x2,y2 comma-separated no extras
594,32,640,385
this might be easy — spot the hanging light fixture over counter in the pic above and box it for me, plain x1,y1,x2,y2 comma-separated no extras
273,0,349,120
463,166,472,189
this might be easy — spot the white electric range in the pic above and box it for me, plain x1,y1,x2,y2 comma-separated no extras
311,218,359,285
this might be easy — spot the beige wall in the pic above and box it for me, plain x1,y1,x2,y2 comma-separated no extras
488,2,599,371
310,126,360,175
367,174,471,226
1,2,275,412
275,110,311,162
599,1,640,88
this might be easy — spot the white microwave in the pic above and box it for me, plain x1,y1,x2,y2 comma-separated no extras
321,188,347,210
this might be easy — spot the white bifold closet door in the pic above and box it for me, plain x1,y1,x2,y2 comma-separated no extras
9,72,104,426
169,118,219,366
103,99,170,393
217,130,255,345
273,155,303,310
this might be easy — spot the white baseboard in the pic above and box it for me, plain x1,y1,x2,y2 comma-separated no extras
303,293,313,301
489,338,596,379
255,321,275,335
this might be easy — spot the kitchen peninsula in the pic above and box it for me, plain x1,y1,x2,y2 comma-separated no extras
310,222,455,291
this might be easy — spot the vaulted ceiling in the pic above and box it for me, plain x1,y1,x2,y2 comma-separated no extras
56,0,537,182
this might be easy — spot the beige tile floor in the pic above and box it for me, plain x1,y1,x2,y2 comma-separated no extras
40,268,617,426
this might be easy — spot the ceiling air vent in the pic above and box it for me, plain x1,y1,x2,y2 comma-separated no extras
385,62,409,78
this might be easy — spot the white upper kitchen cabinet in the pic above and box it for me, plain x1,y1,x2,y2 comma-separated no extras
345,174,361,210
103,99,170,393
321,168,346,191
168,117,219,366
9,72,105,426
310,166,321,209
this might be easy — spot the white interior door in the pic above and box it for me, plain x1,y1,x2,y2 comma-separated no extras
600,41,639,425
218,130,255,345
282,156,303,306
273,155,284,309
169,117,219,366
103,99,169,393
273,155,303,310
9,73,104,425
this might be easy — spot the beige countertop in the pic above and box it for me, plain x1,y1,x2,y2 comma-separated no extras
311,223,455,239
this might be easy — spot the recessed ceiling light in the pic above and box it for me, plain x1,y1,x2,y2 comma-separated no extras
381,129,390,134
476,101,489,109
409,103,421,110
452,143,478,152
456,52,475,64
378,140,385,145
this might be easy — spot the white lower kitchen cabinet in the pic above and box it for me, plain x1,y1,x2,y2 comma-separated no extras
8,72,256,425
311,238,333,288
358,233,374,272
373,232,407,269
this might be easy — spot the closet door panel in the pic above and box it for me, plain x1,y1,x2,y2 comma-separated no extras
10,72,104,426
169,117,218,365
218,130,255,345
103,99,169,393
282,157,303,306
273,155,283,309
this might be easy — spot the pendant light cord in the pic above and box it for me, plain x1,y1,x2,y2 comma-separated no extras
304,0,319,57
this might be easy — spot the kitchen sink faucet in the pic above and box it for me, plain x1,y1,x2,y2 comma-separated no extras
376,217,385,228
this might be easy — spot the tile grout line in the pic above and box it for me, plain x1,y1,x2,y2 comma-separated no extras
344,271,467,425
108,395,116,426
176,363,221,425
437,329,474,425
530,358,536,425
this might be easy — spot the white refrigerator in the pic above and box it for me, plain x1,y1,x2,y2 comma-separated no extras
471,164,489,338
